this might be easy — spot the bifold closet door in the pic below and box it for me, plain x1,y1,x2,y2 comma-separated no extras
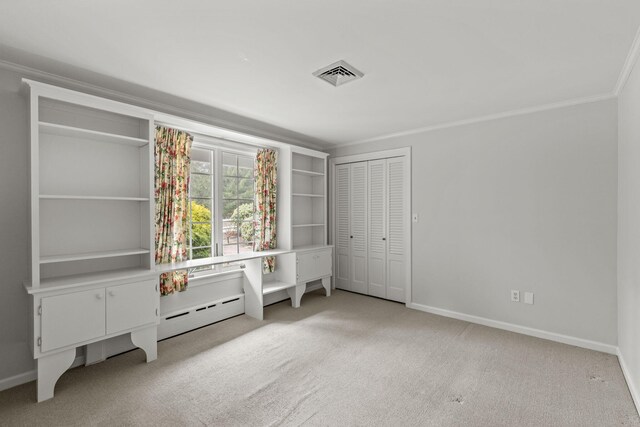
335,164,351,290
386,157,407,303
349,162,368,294
367,160,386,298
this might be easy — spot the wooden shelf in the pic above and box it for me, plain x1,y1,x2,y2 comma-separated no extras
262,281,297,295
292,193,324,198
292,168,324,177
39,122,148,147
40,248,151,264
40,195,150,201
25,267,154,294
292,224,325,228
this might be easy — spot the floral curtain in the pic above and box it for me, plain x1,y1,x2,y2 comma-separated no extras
154,126,192,295
254,149,277,273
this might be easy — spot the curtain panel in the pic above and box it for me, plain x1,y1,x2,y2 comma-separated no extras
254,148,277,273
154,126,193,295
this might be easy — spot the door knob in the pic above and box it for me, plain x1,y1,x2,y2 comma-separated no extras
382,237,386,241
350,236,353,239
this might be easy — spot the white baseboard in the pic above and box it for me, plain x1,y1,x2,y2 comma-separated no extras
0,355,84,392
407,302,618,355
617,349,640,415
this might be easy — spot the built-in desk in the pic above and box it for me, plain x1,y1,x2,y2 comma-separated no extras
156,248,328,321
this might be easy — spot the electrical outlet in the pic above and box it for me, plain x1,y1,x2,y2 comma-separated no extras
511,290,520,302
524,292,534,305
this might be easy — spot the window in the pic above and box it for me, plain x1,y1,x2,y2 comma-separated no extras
187,143,256,273
222,153,255,255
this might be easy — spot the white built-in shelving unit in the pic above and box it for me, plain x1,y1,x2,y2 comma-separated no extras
29,83,155,290
24,80,159,402
289,149,328,249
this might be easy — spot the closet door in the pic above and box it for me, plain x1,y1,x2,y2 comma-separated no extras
386,157,407,302
335,164,351,291
349,162,368,294
367,160,387,298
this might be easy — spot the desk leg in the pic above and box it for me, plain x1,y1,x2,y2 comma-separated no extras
37,348,75,402
243,258,264,320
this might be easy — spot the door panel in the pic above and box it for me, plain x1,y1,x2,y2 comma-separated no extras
106,279,158,335
316,249,332,277
350,162,368,294
335,164,350,290
297,252,317,283
386,157,407,303
367,160,386,298
41,289,106,352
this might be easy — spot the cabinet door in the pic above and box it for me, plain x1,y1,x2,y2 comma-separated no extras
297,252,316,283
368,159,387,298
106,279,158,335
315,249,332,278
41,289,106,353
350,162,368,294
335,164,350,290
386,157,407,303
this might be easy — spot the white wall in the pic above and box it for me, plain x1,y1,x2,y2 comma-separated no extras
0,65,33,382
618,52,640,402
331,99,618,346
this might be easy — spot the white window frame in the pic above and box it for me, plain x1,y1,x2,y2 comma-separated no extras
188,137,257,277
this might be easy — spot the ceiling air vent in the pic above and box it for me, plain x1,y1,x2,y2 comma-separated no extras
313,60,364,87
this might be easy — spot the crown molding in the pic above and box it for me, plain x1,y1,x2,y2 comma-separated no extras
615,24,640,96
338,92,616,148
0,58,328,151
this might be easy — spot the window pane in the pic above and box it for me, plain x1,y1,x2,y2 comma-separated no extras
223,244,238,255
223,177,238,199
191,223,211,248
191,174,211,198
238,156,254,178
223,153,237,176
223,200,238,220
238,221,254,248
190,199,212,217
192,247,211,259
222,220,238,245
238,178,254,199
191,148,212,173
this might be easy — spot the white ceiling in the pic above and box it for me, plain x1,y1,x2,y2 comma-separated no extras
0,1,639,147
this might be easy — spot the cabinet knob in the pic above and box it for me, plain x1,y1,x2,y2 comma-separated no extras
109,291,115,297
96,293,103,300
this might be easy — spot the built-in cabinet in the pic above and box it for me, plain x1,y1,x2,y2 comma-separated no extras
24,80,159,402
334,155,410,303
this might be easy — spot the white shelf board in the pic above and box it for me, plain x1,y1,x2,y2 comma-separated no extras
292,193,324,198
25,267,155,294
262,281,297,295
292,168,324,177
155,248,293,274
40,248,150,264
292,224,325,228
40,195,150,201
39,122,148,147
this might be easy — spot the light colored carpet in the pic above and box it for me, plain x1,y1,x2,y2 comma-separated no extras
0,290,638,426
